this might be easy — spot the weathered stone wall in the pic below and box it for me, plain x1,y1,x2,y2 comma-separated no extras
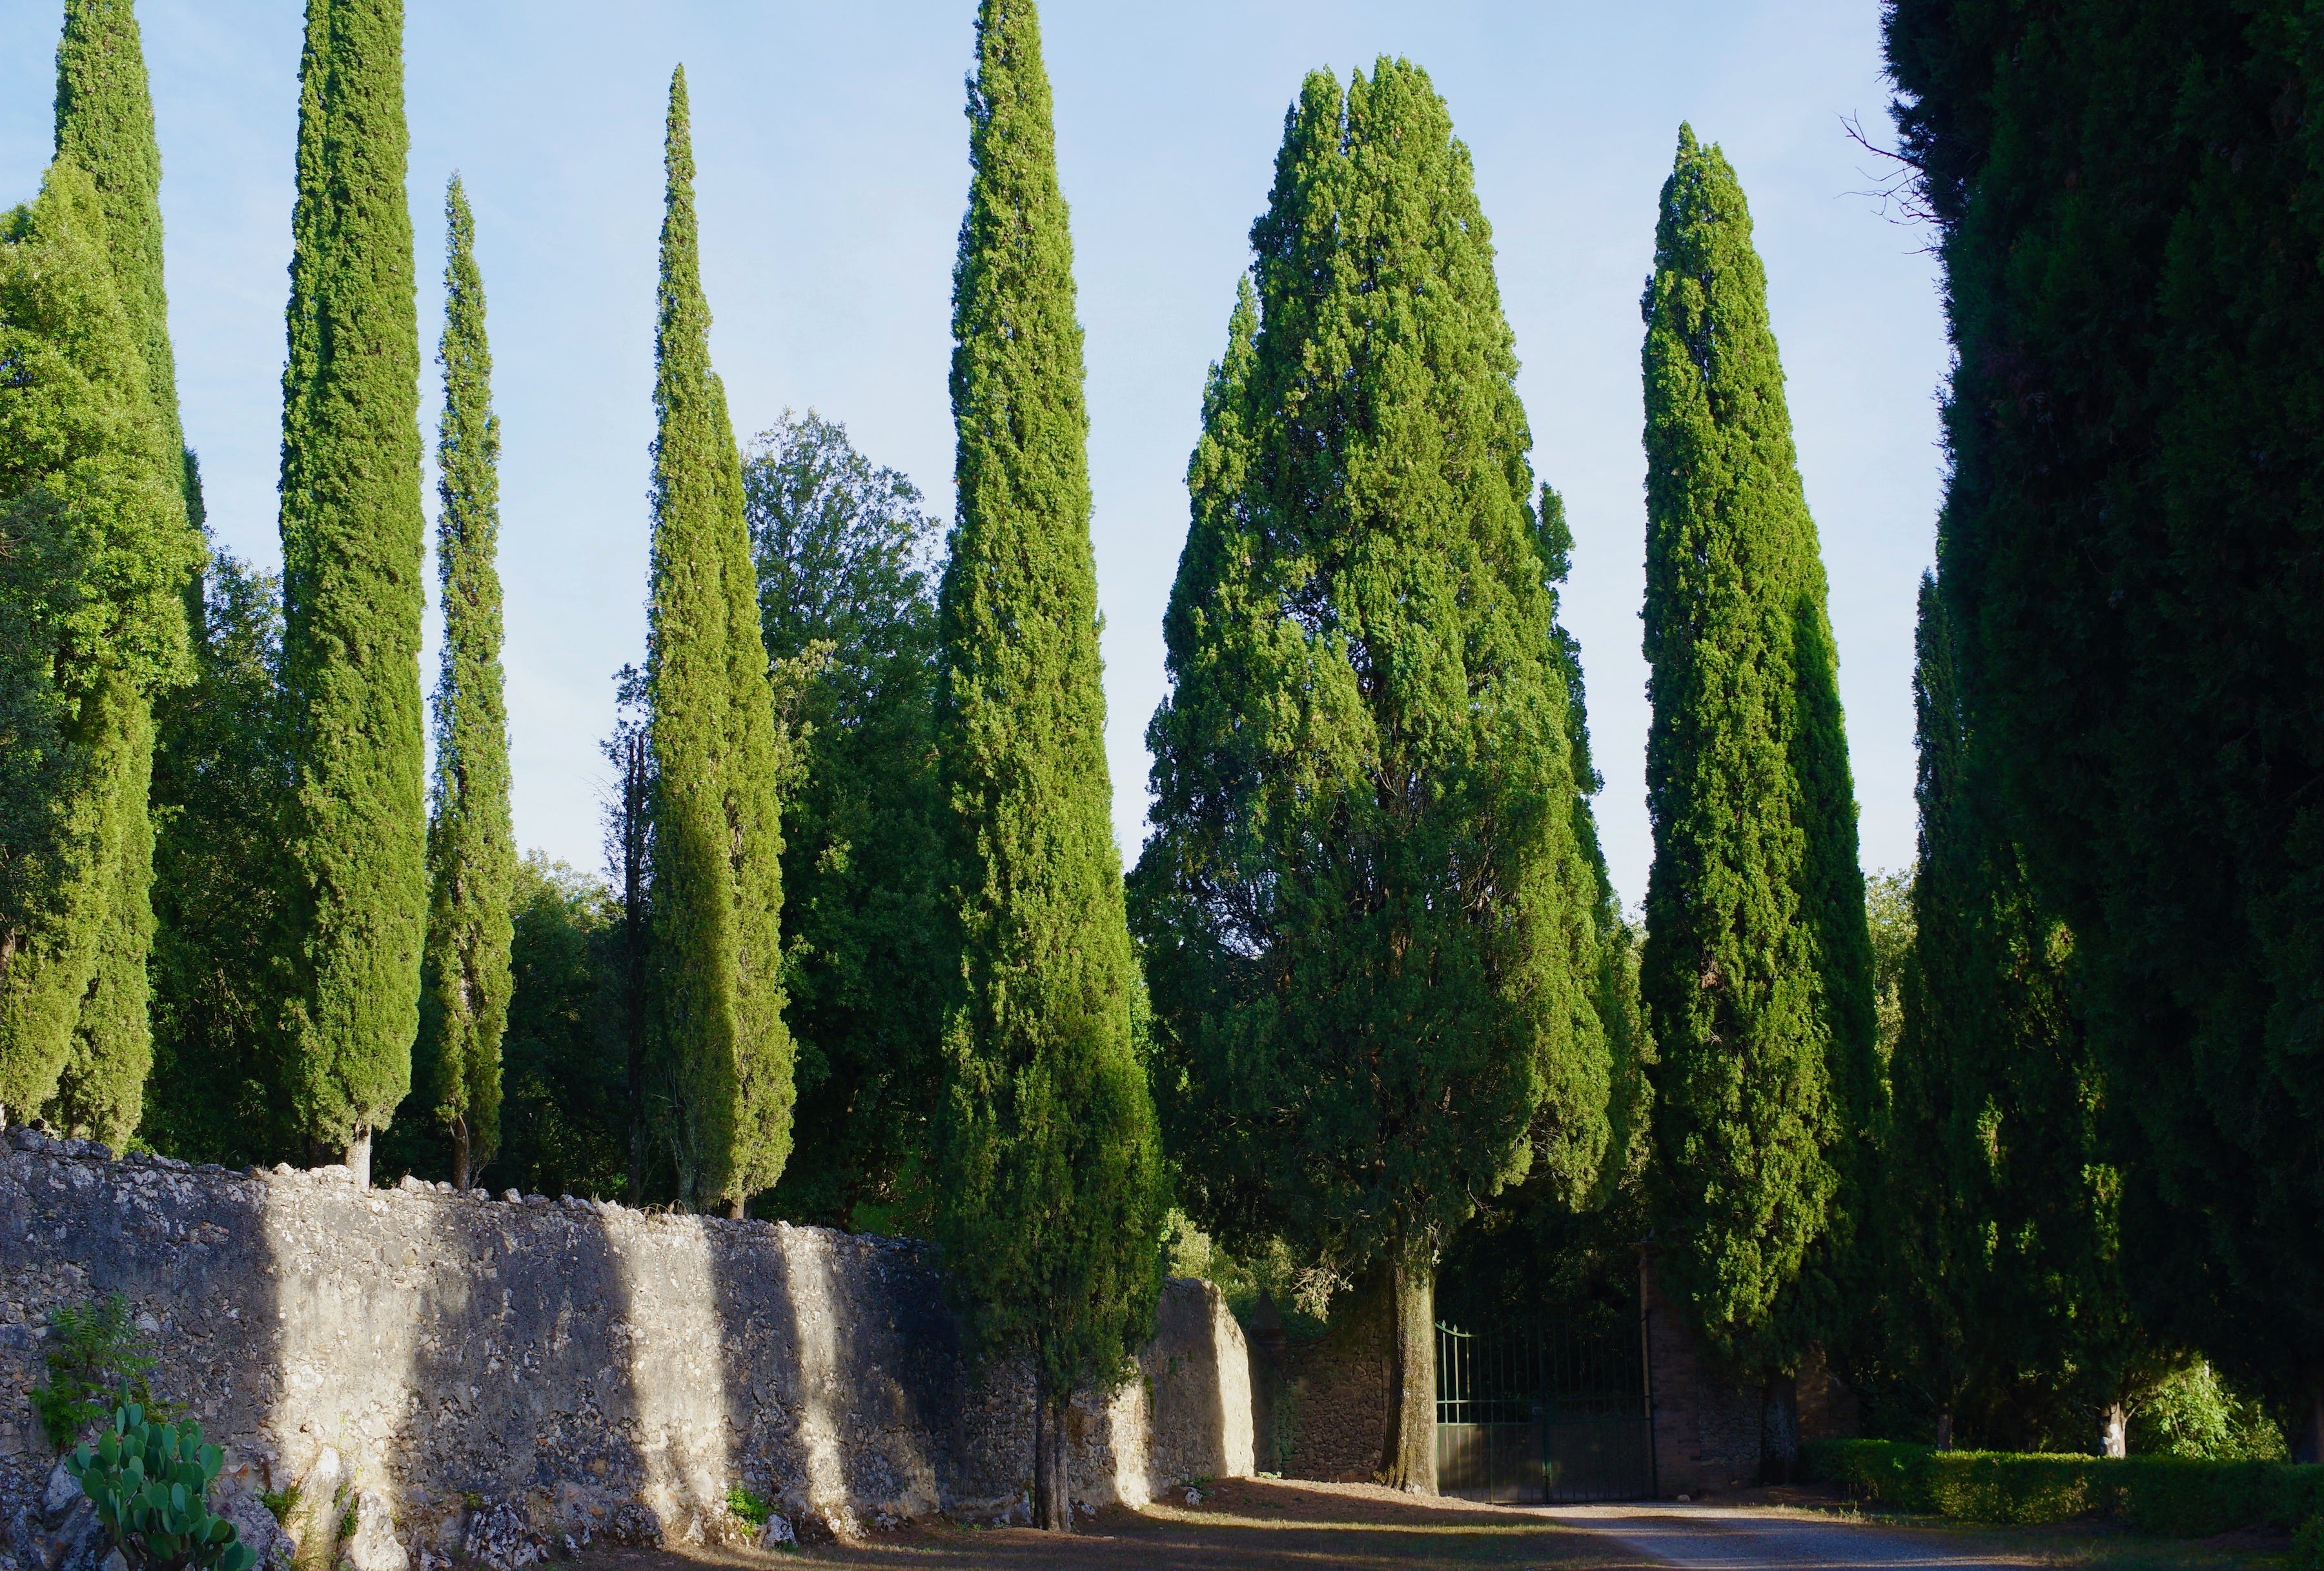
0,1133,1250,1568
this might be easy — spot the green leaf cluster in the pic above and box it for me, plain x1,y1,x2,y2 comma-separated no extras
933,0,1165,1427
644,70,794,1215
29,1292,157,1452
744,412,946,1232
276,0,428,1157
418,175,513,1188
1636,127,1873,1377
66,1404,254,1571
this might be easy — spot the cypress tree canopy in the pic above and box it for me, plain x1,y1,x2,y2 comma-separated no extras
54,0,185,489
43,0,202,1144
419,175,513,1191
1638,127,1871,1379
934,0,1163,1527
1130,61,1608,1488
0,160,191,1122
276,0,428,1169
1887,0,2324,1417
645,68,795,1217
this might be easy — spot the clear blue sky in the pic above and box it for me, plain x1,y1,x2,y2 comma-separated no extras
0,1,1944,912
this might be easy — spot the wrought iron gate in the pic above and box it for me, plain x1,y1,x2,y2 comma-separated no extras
1434,1314,1655,1503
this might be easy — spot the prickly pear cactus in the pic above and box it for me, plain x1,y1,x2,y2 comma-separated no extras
65,1404,258,1571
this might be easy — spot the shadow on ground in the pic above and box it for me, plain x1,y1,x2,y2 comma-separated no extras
573,1479,1651,1570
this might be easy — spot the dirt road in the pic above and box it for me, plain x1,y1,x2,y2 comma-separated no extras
1544,1502,2041,1569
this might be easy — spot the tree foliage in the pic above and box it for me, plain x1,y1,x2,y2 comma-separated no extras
1130,61,1609,1488
1638,127,1872,1378
418,175,513,1190
1886,0,2324,1414
276,0,427,1164
934,0,1163,1527
744,411,945,1231
0,161,190,1126
143,549,300,1168
644,68,794,1216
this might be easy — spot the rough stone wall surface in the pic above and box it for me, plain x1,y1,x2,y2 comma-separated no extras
0,1136,1249,1567
1794,1344,1860,1444
1642,1254,1762,1496
1243,1279,1393,1486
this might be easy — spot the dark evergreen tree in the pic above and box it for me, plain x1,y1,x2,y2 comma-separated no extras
1131,64,1609,1491
0,161,191,1127
1637,128,1873,1426
935,0,1163,1529
143,549,301,1168
644,69,794,1217
1875,574,2147,1455
744,412,946,1232
276,0,426,1183
418,175,513,1191
1886,0,2324,1443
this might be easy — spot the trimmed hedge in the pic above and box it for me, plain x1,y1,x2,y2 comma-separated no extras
1802,1438,2324,1536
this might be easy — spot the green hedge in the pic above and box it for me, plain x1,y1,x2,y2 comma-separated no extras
1802,1438,2324,1536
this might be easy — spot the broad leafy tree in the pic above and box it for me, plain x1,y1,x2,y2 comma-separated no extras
744,412,946,1231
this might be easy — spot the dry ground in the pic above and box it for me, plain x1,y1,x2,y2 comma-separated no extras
567,1479,2287,1571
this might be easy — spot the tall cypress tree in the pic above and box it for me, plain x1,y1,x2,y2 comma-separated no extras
935,0,1163,1530
276,0,427,1182
1638,128,1873,1424
42,0,199,1143
418,176,513,1193
0,162,191,1126
644,68,795,1219
1130,63,1609,1492
1887,0,2324,1437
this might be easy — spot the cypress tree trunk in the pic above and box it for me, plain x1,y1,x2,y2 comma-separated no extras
933,3,1164,1531
1032,1386,1071,1532
419,175,513,1192
46,0,199,1137
1130,61,1606,1498
1381,1252,1437,1492
644,69,795,1216
1637,127,1866,1385
277,0,427,1176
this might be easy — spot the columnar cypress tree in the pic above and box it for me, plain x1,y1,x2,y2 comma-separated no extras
276,0,427,1182
644,68,795,1218
1887,0,2324,1436
44,0,200,1142
1880,573,2144,1452
0,162,191,1124
935,0,1163,1530
418,176,513,1192
1638,128,1874,1417
1130,63,1609,1492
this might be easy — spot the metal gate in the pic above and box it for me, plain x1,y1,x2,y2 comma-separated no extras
1434,1315,1655,1503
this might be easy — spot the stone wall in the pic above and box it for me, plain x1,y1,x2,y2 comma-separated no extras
0,1133,1250,1568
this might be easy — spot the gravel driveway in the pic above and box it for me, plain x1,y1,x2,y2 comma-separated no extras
1543,1503,2041,1570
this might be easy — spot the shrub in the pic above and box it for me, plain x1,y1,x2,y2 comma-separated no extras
1804,1437,2324,1537
65,1403,256,1571
724,1483,770,1528
31,1294,159,1450
2292,1512,2324,1571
